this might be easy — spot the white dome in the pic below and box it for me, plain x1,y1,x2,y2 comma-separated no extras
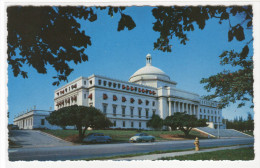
129,54,170,82
130,65,169,79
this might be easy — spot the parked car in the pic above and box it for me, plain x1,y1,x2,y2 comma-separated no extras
8,124,19,130
83,133,112,143
129,133,155,143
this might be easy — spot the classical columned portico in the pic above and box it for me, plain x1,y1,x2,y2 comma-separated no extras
167,99,200,118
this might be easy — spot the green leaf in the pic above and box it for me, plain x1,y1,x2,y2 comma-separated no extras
228,30,233,42
234,26,245,41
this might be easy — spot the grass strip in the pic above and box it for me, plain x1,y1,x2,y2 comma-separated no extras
159,147,254,160
81,143,253,161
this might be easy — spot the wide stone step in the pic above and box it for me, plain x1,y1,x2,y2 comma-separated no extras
195,127,252,138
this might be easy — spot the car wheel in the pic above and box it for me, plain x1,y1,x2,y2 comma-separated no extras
106,140,111,143
91,140,96,144
151,138,155,142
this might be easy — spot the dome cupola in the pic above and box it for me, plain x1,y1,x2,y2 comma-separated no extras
129,54,176,88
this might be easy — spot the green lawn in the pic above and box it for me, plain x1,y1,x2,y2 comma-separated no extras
244,131,254,136
42,129,208,143
81,144,252,160
159,147,254,160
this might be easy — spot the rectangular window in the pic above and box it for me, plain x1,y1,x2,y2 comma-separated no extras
131,122,134,128
114,121,116,127
84,81,86,85
103,81,107,86
146,109,149,118
200,115,202,119
123,121,125,127
103,104,107,114
41,119,45,125
153,110,156,116
138,108,142,118
84,94,86,99
98,80,102,85
113,105,117,116
139,122,141,128
118,84,121,88
152,101,155,106
122,106,126,117
130,107,134,118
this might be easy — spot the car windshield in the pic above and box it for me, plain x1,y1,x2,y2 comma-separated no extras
135,133,147,136
95,133,104,136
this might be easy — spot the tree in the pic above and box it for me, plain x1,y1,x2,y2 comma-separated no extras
163,115,178,131
226,113,254,132
164,112,208,137
152,6,253,108
46,105,113,141
8,6,136,86
147,114,163,130
246,113,254,131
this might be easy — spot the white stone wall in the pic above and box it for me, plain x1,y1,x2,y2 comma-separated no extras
52,74,224,130
92,85,157,129
14,111,62,130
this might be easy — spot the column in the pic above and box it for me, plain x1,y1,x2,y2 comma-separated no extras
174,101,177,113
197,105,200,119
169,101,172,116
188,104,191,115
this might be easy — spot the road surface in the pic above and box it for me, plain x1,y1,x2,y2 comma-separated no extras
9,133,254,161
9,130,72,148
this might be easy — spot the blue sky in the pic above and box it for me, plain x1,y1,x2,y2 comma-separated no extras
8,6,254,123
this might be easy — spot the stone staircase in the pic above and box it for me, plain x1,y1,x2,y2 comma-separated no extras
194,127,252,138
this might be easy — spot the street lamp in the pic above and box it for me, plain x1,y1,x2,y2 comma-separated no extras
216,103,222,139
217,104,219,139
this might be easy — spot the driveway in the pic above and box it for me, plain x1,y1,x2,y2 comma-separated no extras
9,130,73,148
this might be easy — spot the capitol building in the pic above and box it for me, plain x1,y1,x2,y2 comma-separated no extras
54,54,224,130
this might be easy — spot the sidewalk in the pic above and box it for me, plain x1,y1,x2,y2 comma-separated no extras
114,144,253,160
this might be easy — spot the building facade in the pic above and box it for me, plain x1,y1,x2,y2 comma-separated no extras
54,54,225,130
13,109,61,130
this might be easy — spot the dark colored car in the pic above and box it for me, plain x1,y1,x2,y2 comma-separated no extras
83,133,112,143
8,124,19,130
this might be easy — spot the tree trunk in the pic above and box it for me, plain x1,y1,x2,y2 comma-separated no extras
78,126,84,142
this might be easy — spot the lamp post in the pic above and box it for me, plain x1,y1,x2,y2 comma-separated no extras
217,103,221,139
218,118,220,139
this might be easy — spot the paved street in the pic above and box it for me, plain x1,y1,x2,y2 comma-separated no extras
8,130,254,161
9,130,73,148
